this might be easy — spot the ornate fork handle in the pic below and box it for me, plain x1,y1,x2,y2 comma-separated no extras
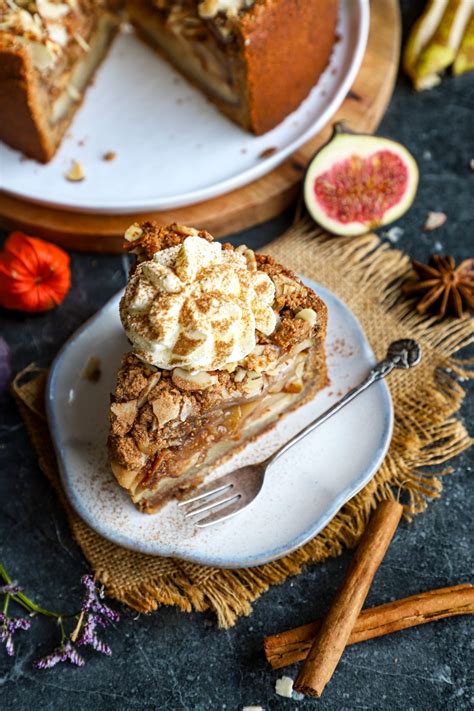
267,339,421,467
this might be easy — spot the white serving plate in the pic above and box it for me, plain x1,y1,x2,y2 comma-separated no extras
46,277,392,569
0,0,369,214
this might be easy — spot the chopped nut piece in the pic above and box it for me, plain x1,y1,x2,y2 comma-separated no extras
81,356,101,383
384,226,404,243
67,84,81,101
423,211,447,231
234,367,246,382
137,372,161,407
110,400,138,435
292,338,313,355
179,398,194,421
275,676,294,698
242,375,264,396
103,151,117,162
124,223,143,242
172,368,218,391
296,308,317,327
73,31,90,52
65,160,85,182
151,392,181,426
259,146,277,159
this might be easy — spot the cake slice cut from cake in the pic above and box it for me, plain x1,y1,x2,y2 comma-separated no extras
127,0,338,134
0,0,121,162
108,222,328,513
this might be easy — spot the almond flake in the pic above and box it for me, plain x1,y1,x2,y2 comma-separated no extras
423,211,447,231
151,393,180,426
172,368,218,391
73,31,90,52
67,84,81,101
65,160,85,182
275,676,294,698
110,400,138,434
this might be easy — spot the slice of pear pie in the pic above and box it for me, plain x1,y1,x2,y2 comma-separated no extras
108,222,328,513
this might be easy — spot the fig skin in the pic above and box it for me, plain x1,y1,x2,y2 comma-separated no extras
303,123,419,237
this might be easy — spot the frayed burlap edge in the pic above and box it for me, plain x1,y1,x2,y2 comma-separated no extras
12,221,473,628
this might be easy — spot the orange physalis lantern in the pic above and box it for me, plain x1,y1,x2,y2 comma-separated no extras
0,232,71,313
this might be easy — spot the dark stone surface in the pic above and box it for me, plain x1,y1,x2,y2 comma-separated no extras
0,1,472,708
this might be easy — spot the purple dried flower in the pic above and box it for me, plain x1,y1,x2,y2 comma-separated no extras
35,640,85,669
0,581,23,595
76,576,117,656
80,575,119,626
0,612,31,657
0,337,11,396
77,614,112,656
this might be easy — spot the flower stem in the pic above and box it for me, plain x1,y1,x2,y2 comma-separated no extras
0,562,76,619
70,610,85,643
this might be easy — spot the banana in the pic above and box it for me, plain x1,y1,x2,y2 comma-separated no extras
403,0,450,80
453,11,474,74
414,0,472,89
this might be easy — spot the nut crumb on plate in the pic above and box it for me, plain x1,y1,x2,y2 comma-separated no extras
82,356,101,382
275,676,294,698
103,151,117,161
259,147,277,159
423,211,447,231
65,160,85,182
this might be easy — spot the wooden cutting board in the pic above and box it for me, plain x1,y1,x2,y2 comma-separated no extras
0,0,401,253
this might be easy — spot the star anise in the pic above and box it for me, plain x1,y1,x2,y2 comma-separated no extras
403,255,474,318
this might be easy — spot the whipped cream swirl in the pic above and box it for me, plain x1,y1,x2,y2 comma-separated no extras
121,235,277,372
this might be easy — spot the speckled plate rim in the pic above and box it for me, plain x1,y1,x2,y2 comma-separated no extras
45,279,393,568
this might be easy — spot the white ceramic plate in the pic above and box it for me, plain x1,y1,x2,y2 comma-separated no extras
0,0,369,214
46,278,392,569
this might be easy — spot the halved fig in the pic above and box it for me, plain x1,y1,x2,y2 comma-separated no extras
304,124,419,237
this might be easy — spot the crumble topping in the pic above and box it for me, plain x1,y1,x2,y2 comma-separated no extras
0,0,100,69
150,0,255,41
198,0,255,20
121,226,277,372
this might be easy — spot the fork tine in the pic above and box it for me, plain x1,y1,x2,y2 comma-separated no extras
177,474,235,507
183,491,239,518
195,497,246,527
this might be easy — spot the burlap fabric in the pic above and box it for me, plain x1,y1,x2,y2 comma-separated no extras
13,222,473,628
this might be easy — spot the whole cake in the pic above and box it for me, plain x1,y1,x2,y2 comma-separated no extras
0,0,339,162
108,222,328,513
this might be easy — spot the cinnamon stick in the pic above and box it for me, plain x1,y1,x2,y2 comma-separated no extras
264,584,474,669
294,499,403,697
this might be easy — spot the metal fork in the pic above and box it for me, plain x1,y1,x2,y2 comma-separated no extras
178,339,421,527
